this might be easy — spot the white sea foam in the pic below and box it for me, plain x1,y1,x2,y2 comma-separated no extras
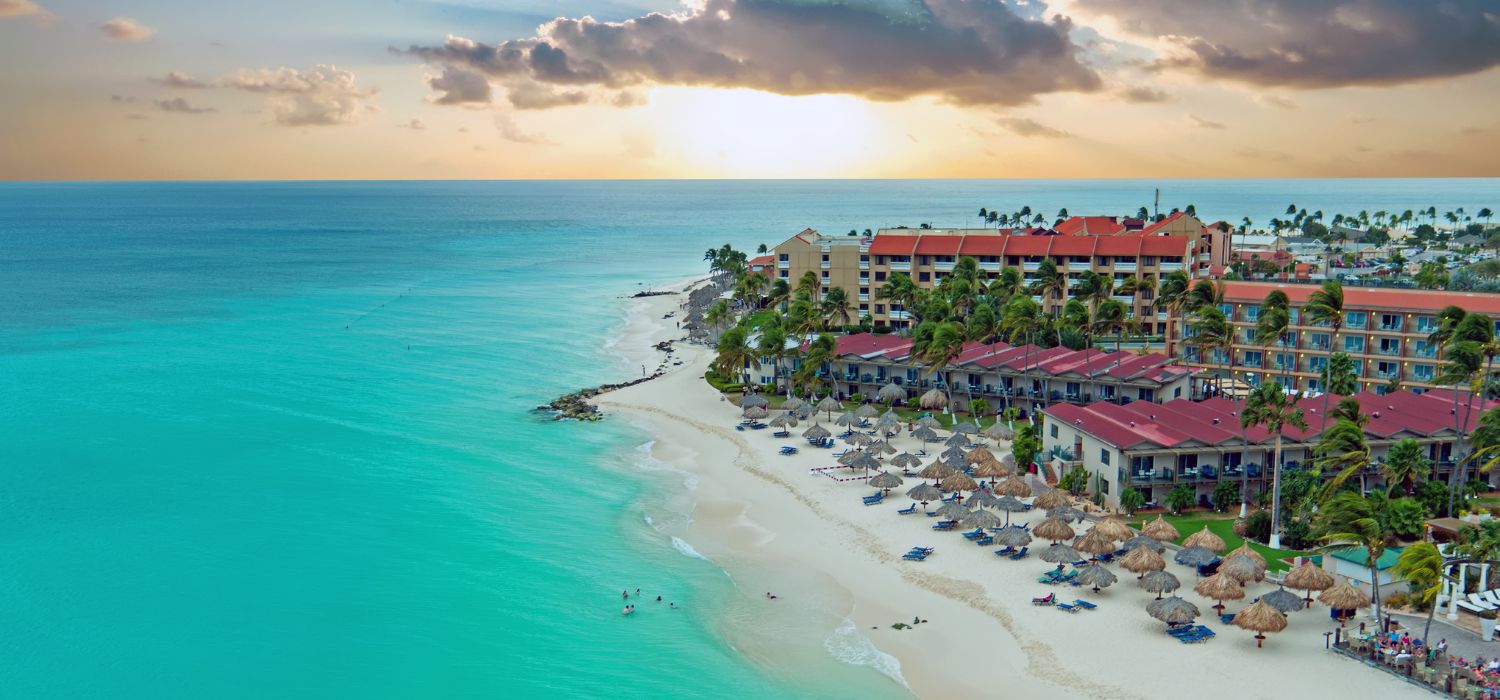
631,439,699,491
671,536,711,562
824,619,908,688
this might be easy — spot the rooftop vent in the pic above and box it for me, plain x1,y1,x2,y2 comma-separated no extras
1372,411,1380,418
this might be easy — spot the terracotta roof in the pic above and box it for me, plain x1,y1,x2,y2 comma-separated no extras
1055,216,1127,236
914,236,963,255
1221,281,1500,315
1140,212,1197,236
834,333,911,358
868,235,919,256
748,254,773,267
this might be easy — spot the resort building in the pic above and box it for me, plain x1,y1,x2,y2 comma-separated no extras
1040,389,1491,510
769,213,1229,333
1178,281,1500,395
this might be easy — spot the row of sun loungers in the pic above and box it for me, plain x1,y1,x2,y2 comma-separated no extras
1167,622,1216,643
1039,570,1079,585
1030,594,1099,612
994,546,1029,560
778,445,798,455
903,546,935,561
1455,590,1500,613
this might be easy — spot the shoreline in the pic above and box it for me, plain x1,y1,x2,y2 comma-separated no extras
594,288,1432,700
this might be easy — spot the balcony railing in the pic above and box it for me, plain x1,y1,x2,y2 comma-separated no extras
1159,262,1184,271
934,261,955,271
858,294,869,302
820,261,831,269
1197,253,1212,262
1378,323,1403,332
777,260,790,269
888,310,910,320
1112,295,1134,304
890,261,911,271
1022,262,1041,271
980,261,1001,271
858,261,869,270
1375,346,1401,356
1114,262,1137,272
1068,262,1090,272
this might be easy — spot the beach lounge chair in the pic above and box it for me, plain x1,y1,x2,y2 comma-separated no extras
975,535,993,546
961,528,985,540
1057,571,1078,584
1483,590,1500,607
1072,599,1096,611
735,424,745,431
914,449,928,457
1031,593,1055,606
778,446,798,455
994,546,1017,557
1056,603,1078,613
1009,547,1029,560
932,520,957,531
831,449,848,458
902,551,927,561
773,430,791,438
863,493,884,506
1469,593,1498,611
940,493,960,503
908,546,935,554
1219,613,1236,625
897,504,917,515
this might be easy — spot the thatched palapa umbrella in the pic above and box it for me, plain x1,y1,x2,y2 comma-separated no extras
1075,562,1118,592
981,422,1014,441
919,389,948,410
1219,553,1266,584
1034,488,1069,510
1047,505,1087,523
1174,546,1218,568
965,491,1000,509
835,412,860,427
960,509,1005,530
993,496,1027,525
854,404,879,419
780,397,804,412
1033,517,1076,543
1041,543,1082,564
1147,595,1199,625
940,446,968,464
802,423,831,440
907,484,942,502
973,460,1007,482
919,460,958,480
867,439,897,455
1074,529,1116,559
740,394,769,409
995,476,1032,498
877,383,906,404
843,432,872,448
934,502,971,520
942,472,979,492
743,406,769,420
1141,515,1181,542
1140,570,1181,599
1232,599,1288,648
891,452,922,470
1093,517,1135,543
837,449,863,466
875,413,901,434
816,396,841,419
1226,543,1267,569
994,525,1032,548
912,426,940,442
964,445,994,464
1120,534,1166,553
769,413,797,429
869,472,904,491
848,453,882,472
1318,580,1370,616
951,421,980,435
1194,572,1246,613
1183,526,1227,554
1120,546,1166,576
793,404,814,420
914,415,942,430
1259,587,1305,614
1285,562,1336,605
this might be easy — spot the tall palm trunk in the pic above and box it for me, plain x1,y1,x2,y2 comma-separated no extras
1269,432,1284,549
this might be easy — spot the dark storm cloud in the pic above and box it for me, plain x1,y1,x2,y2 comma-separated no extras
1074,0,1500,88
395,0,1101,106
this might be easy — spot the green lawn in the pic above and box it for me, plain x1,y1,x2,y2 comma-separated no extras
1135,511,1312,573
761,395,1004,427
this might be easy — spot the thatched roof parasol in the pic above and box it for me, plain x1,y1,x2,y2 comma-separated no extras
1075,562,1118,592
994,476,1032,498
1034,488,1069,510
740,394,769,409
919,389,948,409
942,472,979,492
1120,546,1167,575
1120,534,1166,553
1147,595,1199,624
743,406,770,419
993,495,1027,512
802,423,831,440
1141,515,1181,542
880,409,899,422
866,439,897,455
960,509,1005,530
1074,529,1117,557
1226,543,1267,569
981,422,1014,441
1093,516,1135,542
843,432,872,447
965,492,1000,509
973,460,1007,479
891,452,922,470
999,452,1016,468
1140,570,1182,599
769,413,798,428
848,453,882,472
965,445,995,464
1232,599,1289,648
940,446,968,464
1219,553,1266,584
837,449,863,465
854,404,879,419
1284,561,1335,600
780,397,804,411
1174,546,1218,567
1033,517,1076,543
919,460,958,480
877,383,906,404
915,415,942,430
1047,505,1087,523
994,525,1033,547
1040,543,1082,563
934,502,971,520
907,483,942,501
1259,587,1305,614
912,426,940,442
875,413,901,431
1318,580,1370,611
793,404,815,420
868,472,904,489
951,421,980,435
1194,572,1246,612
816,397,841,416
1183,526,1227,554
835,412,860,427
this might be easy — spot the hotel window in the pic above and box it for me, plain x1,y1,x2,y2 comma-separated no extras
1345,311,1367,329
1050,424,1059,438
874,272,886,281
1246,306,1260,321
778,253,789,262
779,271,789,279
1415,340,1435,358
1377,361,1399,378
1414,364,1435,381
1218,304,1234,318
820,271,829,280
1379,313,1401,331
1351,359,1364,375
1100,449,1111,466
1309,332,1330,350
821,254,829,263
1142,256,1157,265
875,304,885,314
1378,337,1401,355
918,272,931,282
1288,308,1299,324
1242,350,1263,366
1275,352,1294,369
859,303,868,312
1344,336,1365,353
1416,316,1437,333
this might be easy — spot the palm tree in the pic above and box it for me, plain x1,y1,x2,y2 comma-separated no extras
1441,312,1495,513
715,326,759,387
1394,542,1445,641
1314,416,1369,501
1383,438,1429,496
1030,259,1067,313
796,332,837,399
1481,207,1494,230
912,320,967,416
1317,492,1391,623
1241,381,1307,549
1158,270,1192,358
1255,290,1292,386
703,299,731,334
767,278,791,310
877,273,920,328
1188,306,1234,398
757,322,789,395
1001,295,1046,412
821,287,854,329
1093,298,1129,356
990,267,1024,300
1303,280,1345,417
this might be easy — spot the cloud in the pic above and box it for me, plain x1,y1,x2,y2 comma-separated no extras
155,97,215,114
495,114,552,144
100,17,154,42
997,117,1070,138
426,64,491,105
110,94,135,103
153,71,207,89
0,0,48,20
610,90,646,107
397,118,427,130
124,113,147,120
1254,93,1297,110
1186,114,1225,129
216,65,377,126
1072,0,1500,88
395,0,1101,107
1117,85,1170,103
506,82,588,110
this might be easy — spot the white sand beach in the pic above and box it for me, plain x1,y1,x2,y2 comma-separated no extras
597,283,1431,700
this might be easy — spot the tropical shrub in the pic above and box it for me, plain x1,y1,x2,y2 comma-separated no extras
1058,465,1090,495
1244,511,1272,543
1166,484,1196,515
1382,497,1427,540
1120,487,1145,515
1280,517,1316,550
1212,481,1239,513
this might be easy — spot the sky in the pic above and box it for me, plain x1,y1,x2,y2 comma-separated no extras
2,0,1499,180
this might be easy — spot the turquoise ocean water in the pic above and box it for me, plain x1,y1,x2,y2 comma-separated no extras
1,180,1497,698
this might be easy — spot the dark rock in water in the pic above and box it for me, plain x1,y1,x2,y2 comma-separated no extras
630,290,677,298
654,340,674,354
537,371,665,421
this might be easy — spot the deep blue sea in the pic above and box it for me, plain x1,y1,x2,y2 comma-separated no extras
1,179,1496,698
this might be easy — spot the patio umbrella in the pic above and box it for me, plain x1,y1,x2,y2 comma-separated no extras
1226,543,1268,569
1259,587,1305,614
1119,546,1167,575
835,412,860,427
964,445,995,464
915,416,942,430
994,525,1033,547
793,404,815,421
919,460,958,480
1219,553,1266,584
1120,534,1166,553
960,509,1005,530
780,397,804,412
912,426,940,442
866,439,897,455
994,476,1032,498
879,409,899,422
854,404,879,419
965,492,1000,509
919,389,948,410
941,446,968,464
973,460,1007,481
1034,488,1069,510
1093,516,1135,542
1141,515,1181,542
1047,505,1087,523
875,414,901,434
1141,571,1182,599
1183,526,1227,554
1041,543,1082,564
944,433,972,450
848,453,882,472
1074,529,1116,558
769,414,797,429
1285,562,1336,605
982,422,1015,441
1174,546,1218,568
1033,517,1076,543
951,421,980,435
802,424,831,440
740,394,769,409
934,502,971,520
869,472,904,490
1147,595,1198,624
999,451,1016,469
877,383,907,404
837,450,862,465
993,496,1027,525
891,452,922,470
1193,572,1246,613
816,396,841,418
1318,580,1370,612
1232,599,1288,648
843,432,872,447
743,406,770,419
1075,562,1118,592
907,484,942,501
942,472,979,492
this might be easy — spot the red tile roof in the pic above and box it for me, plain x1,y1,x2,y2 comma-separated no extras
834,333,912,358
868,235,919,256
1140,211,1200,236
914,236,963,255
748,254,773,267
1222,281,1500,315
1055,216,1127,236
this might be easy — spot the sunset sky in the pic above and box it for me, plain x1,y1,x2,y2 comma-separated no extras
3,0,1499,180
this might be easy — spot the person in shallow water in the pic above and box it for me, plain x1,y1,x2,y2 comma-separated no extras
622,590,629,599
623,605,634,616
765,592,777,600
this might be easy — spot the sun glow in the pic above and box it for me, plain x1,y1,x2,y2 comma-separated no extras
648,88,886,177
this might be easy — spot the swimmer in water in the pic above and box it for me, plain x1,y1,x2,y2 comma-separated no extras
622,590,629,599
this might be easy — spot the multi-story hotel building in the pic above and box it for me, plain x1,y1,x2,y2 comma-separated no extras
1179,281,1500,395
770,213,1227,333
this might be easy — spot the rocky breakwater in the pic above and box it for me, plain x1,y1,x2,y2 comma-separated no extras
535,340,677,421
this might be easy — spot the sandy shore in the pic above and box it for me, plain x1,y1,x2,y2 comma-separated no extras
596,285,1429,700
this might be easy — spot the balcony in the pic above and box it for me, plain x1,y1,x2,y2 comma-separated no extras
820,245,832,253
980,261,1001,271
777,260,790,269
1308,341,1331,351
1068,262,1090,272
890,261,911,271
820,261,831,269
1376,370,1400,381
934,261,955,271
1159,261,1184,272
1156,311,1168,320
1375,345,1401,356
858,275,869,284
1378,323,1403,332
1413,349,1436,359
858,261,869,270
888,310,911,320
1197,253,1212,262
1114,262,1137,272
1023,261,1042,271
858,294,869,302
1112,295,1134,304
1031,295,1045,304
